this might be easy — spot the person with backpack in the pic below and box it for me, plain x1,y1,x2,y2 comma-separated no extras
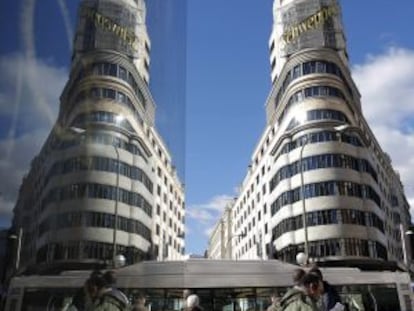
309,267,344,311
91,271,130,311
266,269,306,311
279,272,323,311
65,270,102,311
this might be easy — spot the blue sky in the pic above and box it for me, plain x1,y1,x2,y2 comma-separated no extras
1,1,414,255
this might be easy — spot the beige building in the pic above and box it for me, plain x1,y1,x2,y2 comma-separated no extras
208,205,234,259
209,0,412,269
11,0,185,273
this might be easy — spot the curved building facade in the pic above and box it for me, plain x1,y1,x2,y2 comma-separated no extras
209,0,412,268
11,0,185,273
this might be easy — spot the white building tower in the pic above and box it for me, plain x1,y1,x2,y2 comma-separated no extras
209,0,412,270
11,0,185,273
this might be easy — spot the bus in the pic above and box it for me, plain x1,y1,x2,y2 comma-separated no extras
4,259,414,311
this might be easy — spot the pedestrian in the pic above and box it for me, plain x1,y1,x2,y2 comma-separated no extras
66,270,102,311
309,266,343,311
102,270,129,305
65,279,91,311
279,272,323,311
181,289,193,310
91,271,129,311
186,294,202,311
131,292,148,311
292,268,306,289
267,291,281,311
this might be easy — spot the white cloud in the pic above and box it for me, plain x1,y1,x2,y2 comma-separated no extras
186,208,215,224
353,47,414,127
352,47,414,220
187,194,234,223
204,226,215,238
186,194,234,237
0,53,67,226
188,194,234,212
184,225,192,235
0,53,66,124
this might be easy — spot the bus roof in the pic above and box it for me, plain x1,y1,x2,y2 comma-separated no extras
9,260,409,289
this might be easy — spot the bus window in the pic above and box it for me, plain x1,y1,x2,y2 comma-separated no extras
256,288,286,311
369,284,401,311
338,284,401,311
213,288,278,311
21,288,77,310
165,289,185,311
129,288,187,311
339,285,365,311
137,289,165,311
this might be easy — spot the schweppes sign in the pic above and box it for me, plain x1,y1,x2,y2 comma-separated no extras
282,5,339,44
84,7,138,51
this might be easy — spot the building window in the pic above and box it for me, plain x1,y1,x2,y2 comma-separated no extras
269,153,377,192
272,208,384,240
43,183,152,216
286,109,349,131
47,156,153,193
271,181,380,216
39,211,151,241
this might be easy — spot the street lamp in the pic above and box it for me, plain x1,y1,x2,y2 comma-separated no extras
297,124,356,263
299,135,310,262
296,251,308,266
68,125,121,268
8,228,23,273
401,224,414,268
111,115,125,267
113,254,126,268
112,143,121,268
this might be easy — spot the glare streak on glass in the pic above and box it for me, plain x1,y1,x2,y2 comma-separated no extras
56,0,74,52
6,53,23,160
21,0,56,127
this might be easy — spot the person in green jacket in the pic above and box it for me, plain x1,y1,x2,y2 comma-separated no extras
93,292,129,311
279,272,323,311
89,272,130,311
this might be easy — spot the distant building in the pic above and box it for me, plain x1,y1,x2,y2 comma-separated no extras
208,204,234,259
209,0,412,269
183,253,206,260
10,0,185,274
